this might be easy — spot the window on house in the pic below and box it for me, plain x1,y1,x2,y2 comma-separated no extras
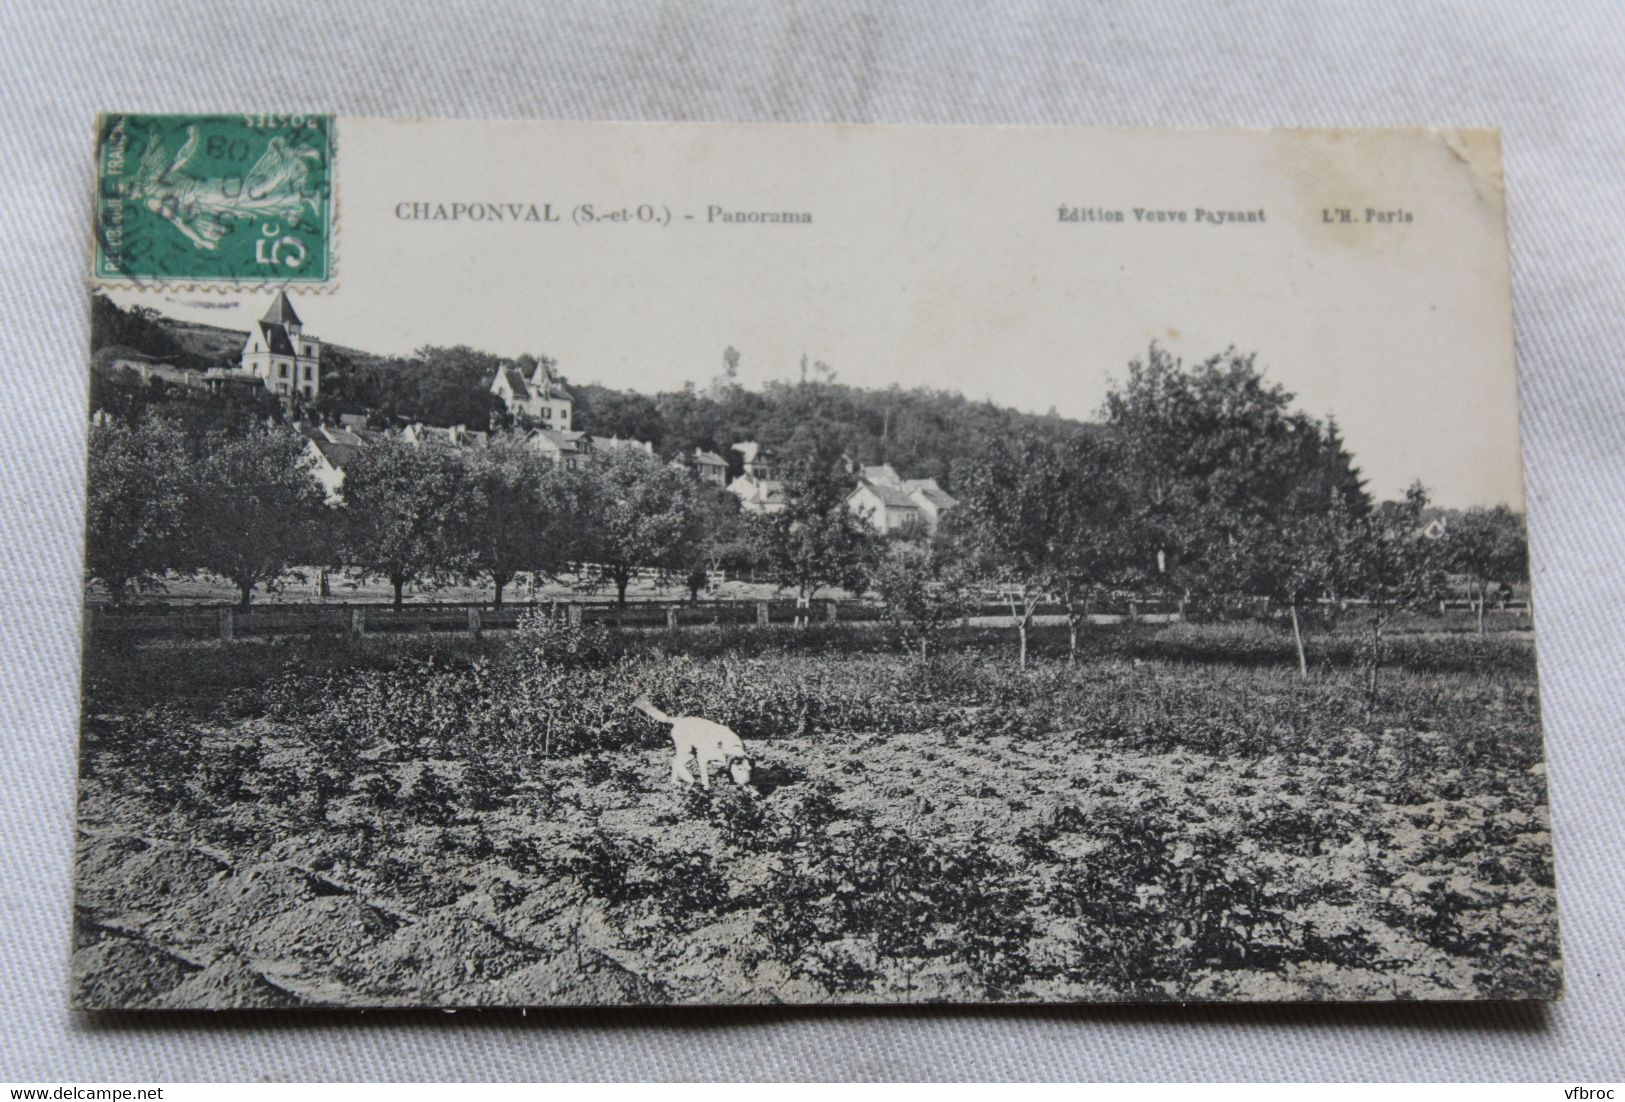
279,362,289,377
304,365,313,380
542,408,551,419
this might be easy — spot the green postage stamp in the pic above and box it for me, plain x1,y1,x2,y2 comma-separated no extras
94,113,333,285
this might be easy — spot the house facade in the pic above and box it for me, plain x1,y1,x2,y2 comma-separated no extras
492,359,573,428
847,478,923,533
592,435,655,458
529,427,590,468
692,448,729,488
302,423,368,503
241,290,321,399
403,423,489,449
848,464,959,534
727,441,787,513
898,477,958,533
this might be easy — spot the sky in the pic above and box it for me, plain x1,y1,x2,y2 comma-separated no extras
108,120,1524,509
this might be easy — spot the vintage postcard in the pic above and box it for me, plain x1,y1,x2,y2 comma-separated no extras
76,117,1560,1008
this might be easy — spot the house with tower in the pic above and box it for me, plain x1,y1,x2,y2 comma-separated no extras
491,359,574,428
240,289,321,399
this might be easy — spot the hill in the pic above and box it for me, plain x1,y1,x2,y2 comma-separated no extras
90,295,1094,490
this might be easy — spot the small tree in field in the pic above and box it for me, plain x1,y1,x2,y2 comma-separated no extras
1049,433,1141,665
1222,492,1366,679
871,540,969,659
577,447,702,613
953,433,1076,669
1445,505,1529,633
85,415,192,603
753,449,879,621
1354,482,1450,715
462,436,583,606
340,435,472,608
188,424,329,608
681,487,748,603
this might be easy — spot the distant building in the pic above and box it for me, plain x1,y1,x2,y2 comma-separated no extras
302,423,367,502
847,464,959,534
492,359,573,428
108,359,208,391
847,477,923,533
402,423,488,449
592,435,655,458
897,477,958,533
727,441,787,513
529,427,590,468
692,448,729,488
733,441,780,482
241,290,321,399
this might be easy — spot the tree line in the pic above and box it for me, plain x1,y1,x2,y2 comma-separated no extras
90,294,1088,486
86,343,1528,673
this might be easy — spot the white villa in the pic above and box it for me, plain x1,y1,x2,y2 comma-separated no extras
491,359,573,428
847,463,958,534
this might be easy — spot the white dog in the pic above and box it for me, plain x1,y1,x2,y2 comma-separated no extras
632,697,753,789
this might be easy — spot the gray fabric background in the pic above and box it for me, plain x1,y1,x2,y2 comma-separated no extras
2,0,1621,1082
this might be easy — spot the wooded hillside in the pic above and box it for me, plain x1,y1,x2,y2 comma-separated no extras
90,295,1090,485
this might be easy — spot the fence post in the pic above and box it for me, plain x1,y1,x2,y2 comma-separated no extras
1129,601,1138,623
666,606,678,630
467,608,481,639
756,601,770,625
218,607,234,642
351,607,366,638
825,599,838,622
567,603,583,627
1177,597,1186,622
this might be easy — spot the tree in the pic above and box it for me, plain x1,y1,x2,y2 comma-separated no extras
752,445,879,619
340,435,473,608
571,385,666,444
1354,482,1450,714
462,436,584,606
85,415,193,603
680,486,748,603
1222,497,1362,678
90,294,189,365
871,540,969,659
1103,344,1371,603
1103,344,1381,675
348,346,509,430
187,424,328,607
576,448,702,613
1445,505,1529,633
951,433,1077,669
1047,433,1142,664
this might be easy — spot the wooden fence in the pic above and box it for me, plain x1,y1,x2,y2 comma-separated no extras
83,595,1193,644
